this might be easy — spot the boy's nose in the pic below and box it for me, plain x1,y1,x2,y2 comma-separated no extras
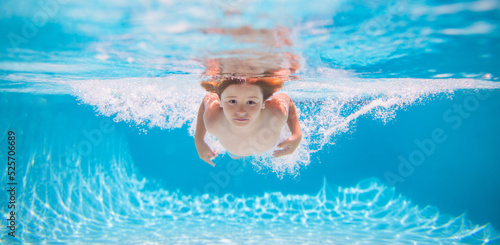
236,106,246,114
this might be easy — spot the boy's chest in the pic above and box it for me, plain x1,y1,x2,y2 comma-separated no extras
218,128,282,156
215,117,286,156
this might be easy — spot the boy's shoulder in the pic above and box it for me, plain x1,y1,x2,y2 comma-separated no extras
203,93,223,132
203,92,220,106
265,93,291,119
203,93,222,114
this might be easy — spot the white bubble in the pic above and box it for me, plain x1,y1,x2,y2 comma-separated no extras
69,75,500,177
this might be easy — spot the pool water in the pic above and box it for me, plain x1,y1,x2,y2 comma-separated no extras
1,0,500,244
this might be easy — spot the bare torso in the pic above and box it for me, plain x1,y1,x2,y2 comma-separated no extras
203,93,289,156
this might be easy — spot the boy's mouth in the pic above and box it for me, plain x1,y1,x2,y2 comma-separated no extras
234,118,248,122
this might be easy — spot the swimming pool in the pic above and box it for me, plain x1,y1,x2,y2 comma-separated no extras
1,0,500,244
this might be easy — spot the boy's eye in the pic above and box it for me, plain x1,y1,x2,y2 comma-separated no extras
228,100,236,104
248,101,256,105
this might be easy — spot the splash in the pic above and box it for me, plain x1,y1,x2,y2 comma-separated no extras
69,75,500,176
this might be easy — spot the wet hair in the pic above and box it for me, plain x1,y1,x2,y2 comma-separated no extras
200,77,284,101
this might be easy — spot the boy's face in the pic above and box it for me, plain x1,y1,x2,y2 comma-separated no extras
220,83,264,127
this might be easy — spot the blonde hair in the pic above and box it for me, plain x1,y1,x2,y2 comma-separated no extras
200,77,284,101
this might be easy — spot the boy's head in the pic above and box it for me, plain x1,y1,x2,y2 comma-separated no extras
201,77,284,127
201,77,284,102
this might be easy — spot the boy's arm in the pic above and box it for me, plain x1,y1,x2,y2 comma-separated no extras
286,99,301,138
194,95,218,166
195,100,207,143
273,95,302,157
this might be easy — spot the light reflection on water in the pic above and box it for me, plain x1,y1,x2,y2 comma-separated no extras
0,109,498,244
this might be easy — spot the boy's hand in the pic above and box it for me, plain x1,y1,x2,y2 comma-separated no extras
272,134,302,158
195,140,217,166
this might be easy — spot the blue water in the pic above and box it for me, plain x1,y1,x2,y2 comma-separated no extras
1,0,500,244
